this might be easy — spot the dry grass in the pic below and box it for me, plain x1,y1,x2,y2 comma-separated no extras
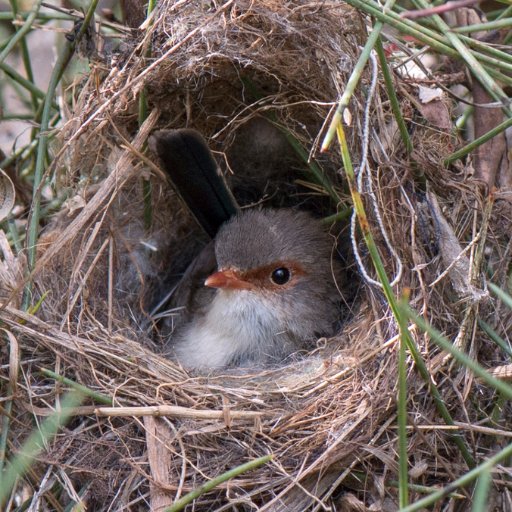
1,1,511,510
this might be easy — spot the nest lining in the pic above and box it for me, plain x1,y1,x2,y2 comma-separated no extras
2,0,510,510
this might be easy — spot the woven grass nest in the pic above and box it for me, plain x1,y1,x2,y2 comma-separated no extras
2,1,511,510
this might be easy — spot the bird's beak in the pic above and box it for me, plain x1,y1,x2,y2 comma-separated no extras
204,269,254,290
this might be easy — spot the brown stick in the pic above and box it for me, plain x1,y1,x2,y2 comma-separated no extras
95,405,264,420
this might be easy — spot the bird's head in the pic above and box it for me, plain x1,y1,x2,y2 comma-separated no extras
204,209,340,333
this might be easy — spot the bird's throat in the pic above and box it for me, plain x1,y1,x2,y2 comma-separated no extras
174,289,290,368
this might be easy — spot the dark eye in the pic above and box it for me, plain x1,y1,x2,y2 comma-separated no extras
271,267,291,285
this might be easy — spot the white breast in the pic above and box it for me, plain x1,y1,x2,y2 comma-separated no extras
173,289,289,369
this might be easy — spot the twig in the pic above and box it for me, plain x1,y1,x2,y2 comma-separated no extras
95,405,264,420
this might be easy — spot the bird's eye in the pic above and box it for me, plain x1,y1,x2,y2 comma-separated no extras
271,267,291,285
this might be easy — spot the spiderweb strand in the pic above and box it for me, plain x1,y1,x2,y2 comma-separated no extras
350,50,404,288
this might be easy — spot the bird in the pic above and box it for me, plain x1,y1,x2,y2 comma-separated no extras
149,129,342,369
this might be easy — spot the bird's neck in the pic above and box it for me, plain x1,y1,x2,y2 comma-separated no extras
175,290,294,369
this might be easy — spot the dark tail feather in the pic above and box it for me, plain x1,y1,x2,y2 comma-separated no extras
150,129,239,238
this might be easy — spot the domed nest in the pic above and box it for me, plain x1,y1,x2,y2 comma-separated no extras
1,1,510,510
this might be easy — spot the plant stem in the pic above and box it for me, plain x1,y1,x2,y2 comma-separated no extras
8,0,38,111
165,455,272,512
22,0,100,310
375,37,413,155
40,369,113,405
336,122,475,468
400,442,512,512
322,0,397,151
0,392,83,507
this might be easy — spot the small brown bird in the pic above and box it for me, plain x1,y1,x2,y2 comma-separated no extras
150,130,342,369
169,208,340,368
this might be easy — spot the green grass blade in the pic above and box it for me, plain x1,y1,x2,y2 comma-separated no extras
8,0,39,110
336,122,475,470
375,36,413,156
322,0,398,151
0,1,41,65
445,116,512,164
400,442,512,512
138,0,158,231
165,454,272,512
0,60,55,106
22,0,100,310
471,468,492,512
489,282,512,310
478,319,512,358
452,17,512,33
40,369,113,405
336,121,412,506
404,305,512,399
411,0,510,114
0,391,84,507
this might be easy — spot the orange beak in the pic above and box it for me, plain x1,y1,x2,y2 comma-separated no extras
204,269,254,290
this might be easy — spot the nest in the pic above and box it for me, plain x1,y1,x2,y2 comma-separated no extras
2,1,511,510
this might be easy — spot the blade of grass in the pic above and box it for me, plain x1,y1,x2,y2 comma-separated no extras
402,304,512,399
0,113,35,120
0,330,18,477
411,0,511,115
495,4,512,21
489,282,512,310
456,34,512,71
8,0,38,111
387,479,465,499
452,17,512,33
0,11,73,21
400,442,512,512
336,122,475,468
138,0,158,231
343,0,512,81
490,393,508,426
0,391,84,508
323,0,512,147
471,468,492,512
374,36,413,155
321,207,352,225
445,116,512,164
343,0,459,58
336,122,409,506
454,105,473,135
478,319,512,358
0,1,41,66
0,111,60,171
398,302,409,506
22,0,100,310
26,291,48,315
321,0,397,151
165,454,272,512
7,217,22,254
403,5,512,68
0,139,38,170
0,60,57,107
40,368,113,405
